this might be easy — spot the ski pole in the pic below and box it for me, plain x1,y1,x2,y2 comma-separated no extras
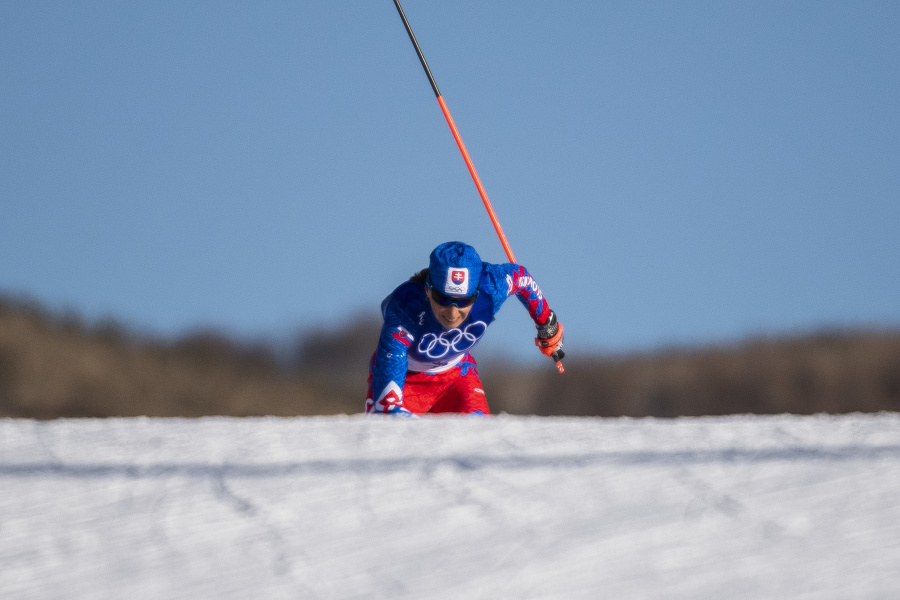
392,0,516,264
392,0,564,374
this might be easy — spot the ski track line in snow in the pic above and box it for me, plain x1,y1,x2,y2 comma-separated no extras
2,443,899,479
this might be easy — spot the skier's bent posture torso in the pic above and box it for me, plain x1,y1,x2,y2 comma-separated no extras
366,241,564,416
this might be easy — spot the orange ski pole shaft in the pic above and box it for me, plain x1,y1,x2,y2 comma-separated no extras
435,95,517,264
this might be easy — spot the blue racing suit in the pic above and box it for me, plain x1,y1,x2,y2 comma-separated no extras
366,262,553,415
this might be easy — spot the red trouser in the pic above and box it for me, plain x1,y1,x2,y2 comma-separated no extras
367,354,490,415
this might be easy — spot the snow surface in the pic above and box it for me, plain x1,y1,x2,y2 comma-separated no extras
1,413,899,599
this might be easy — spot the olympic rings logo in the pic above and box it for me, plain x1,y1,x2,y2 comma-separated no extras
417,321,487,359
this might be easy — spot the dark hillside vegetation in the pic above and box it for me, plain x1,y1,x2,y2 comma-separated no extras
0,294,376,418
483,332,900,417
1,293,898,418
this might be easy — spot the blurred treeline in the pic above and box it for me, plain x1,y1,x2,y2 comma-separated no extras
1,293,898,418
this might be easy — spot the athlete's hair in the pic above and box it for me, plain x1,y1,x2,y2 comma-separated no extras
410,268,429,284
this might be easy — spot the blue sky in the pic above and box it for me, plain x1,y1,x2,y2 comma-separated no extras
2,1,898,363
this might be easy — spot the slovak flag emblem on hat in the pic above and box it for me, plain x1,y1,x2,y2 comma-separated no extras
444,267,469,295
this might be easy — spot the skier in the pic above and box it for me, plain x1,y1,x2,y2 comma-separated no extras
365,241,564,416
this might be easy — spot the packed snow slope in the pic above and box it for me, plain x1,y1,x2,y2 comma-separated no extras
2,413,899,599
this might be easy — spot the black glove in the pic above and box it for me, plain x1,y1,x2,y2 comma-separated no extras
535,310,565,363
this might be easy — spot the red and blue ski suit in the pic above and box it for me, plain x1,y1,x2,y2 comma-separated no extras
366,262,553,416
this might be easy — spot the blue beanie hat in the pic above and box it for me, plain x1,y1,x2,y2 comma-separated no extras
428,241,482,297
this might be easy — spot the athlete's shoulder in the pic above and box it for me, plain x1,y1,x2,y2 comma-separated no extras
480,261,524,292
382,279,427,321
390,279,425,302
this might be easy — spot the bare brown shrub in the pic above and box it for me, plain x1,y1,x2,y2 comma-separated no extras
0,295,357,418
483,330,900,417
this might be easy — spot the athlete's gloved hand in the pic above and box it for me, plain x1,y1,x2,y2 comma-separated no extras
535,310,565,363
366,393,417,417
366,401,416,417
381,405,417,417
